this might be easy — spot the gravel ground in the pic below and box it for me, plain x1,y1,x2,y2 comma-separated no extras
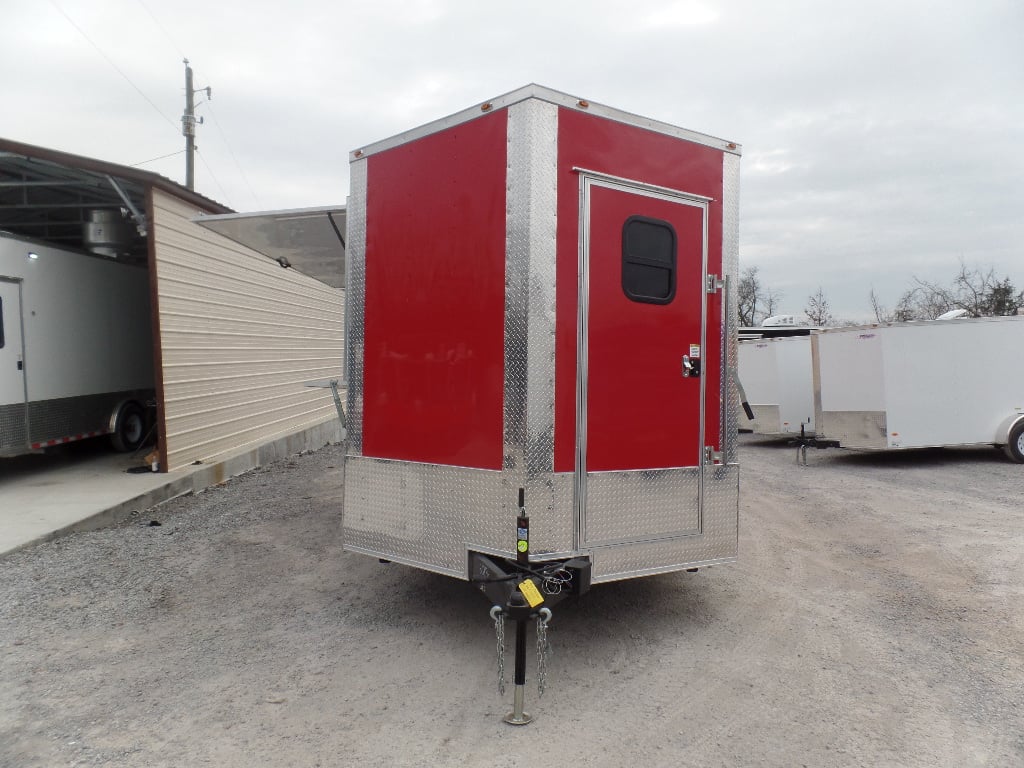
1,436,1022,767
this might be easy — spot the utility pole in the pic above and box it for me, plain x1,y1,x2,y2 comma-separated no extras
181,59,210,191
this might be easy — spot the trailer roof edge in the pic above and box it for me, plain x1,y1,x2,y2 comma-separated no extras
350,84,742,161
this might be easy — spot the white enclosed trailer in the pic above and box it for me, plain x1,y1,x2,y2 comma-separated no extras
812,317,1024,462
1,232,154,456
738,334,815,436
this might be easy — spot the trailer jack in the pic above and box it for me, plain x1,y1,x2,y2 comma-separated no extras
470,552,591,725
489,602,551,725
789,425,840,465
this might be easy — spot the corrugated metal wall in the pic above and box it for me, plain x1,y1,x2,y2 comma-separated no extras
151,188,344,471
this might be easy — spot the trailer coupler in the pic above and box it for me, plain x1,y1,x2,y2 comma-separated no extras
789,425,841,465
470,552,591,724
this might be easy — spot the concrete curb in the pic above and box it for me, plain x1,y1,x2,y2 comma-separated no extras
3,419,343,557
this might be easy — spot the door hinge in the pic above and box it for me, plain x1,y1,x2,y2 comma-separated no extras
706,274,724,294
704,446,723,465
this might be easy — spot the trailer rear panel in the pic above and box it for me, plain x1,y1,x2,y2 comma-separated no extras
343,86,741,582
739,335,815,436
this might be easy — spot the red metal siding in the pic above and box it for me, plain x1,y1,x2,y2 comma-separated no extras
362,112,508,469
554,108,725,473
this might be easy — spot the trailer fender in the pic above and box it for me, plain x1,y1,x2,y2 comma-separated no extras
109,399,147,453
996,412,1024,464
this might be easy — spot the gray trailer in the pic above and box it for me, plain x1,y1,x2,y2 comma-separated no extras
1,231,153,457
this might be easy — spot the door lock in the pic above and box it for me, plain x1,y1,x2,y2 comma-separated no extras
682,355,701,378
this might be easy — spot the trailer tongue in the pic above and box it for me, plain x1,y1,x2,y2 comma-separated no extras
341,85,742,721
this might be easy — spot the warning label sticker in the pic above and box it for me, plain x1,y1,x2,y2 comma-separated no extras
518,579,544,608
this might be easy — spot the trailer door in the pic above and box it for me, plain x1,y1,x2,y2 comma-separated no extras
0,278,28,453
577,175,709,546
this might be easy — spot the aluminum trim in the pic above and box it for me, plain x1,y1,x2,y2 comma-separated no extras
345,159,367,455
503,99,559,479
590,556,738,584
573,172,590,550
504,99,564,546
503,105,528,479
721,152,741,464
572,167,715,204
345,545,462,580
523,102,559,480
698,198,709,531
352,85,742,161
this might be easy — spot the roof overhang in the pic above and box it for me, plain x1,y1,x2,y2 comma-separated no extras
0,137,230,261
193,206,346,289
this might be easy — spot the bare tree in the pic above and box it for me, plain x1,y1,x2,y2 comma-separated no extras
737,266,783,326
906,261,1024,318
871,287,932,322
804,287,834,326
869,287,894,323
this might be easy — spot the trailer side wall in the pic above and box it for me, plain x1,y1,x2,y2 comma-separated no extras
360,110,507,470
815,318,1024,450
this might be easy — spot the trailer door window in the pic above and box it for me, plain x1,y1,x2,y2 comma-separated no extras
622,216,676,304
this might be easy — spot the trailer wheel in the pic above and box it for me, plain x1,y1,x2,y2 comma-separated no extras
110,401,146,453
1004,421,1024,464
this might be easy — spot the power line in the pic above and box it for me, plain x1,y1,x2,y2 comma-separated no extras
49,0,178,133
131,149,186,167
202,101,262,208
195,147,232,207
135,0,185,59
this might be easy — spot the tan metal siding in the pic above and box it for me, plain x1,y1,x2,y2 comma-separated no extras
152,189,343,470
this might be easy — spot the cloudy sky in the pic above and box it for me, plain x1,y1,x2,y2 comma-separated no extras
3,0,1022,320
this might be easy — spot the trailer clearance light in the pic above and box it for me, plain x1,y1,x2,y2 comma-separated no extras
28,252,39,260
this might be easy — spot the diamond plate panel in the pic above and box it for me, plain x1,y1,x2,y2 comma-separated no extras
503,99,570,552
343,460,577,575
344,456,511,577
583,468,700,545
589,464,738,582
517,472,575,557
502,105,559,453
722,152,741,463
24,391,149,447
344,159,367,455
0,401,28,454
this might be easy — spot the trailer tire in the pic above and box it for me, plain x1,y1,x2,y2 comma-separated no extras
110,401,146,453
1004,421,1024,464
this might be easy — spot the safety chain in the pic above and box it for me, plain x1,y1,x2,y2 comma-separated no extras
536,607,553,697
490,606,506,696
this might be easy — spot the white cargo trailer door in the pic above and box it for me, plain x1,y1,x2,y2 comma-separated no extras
0,278,28,452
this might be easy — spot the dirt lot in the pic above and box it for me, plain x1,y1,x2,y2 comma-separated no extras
1,435,1022,767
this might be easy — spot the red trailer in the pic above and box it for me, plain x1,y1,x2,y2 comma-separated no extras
342,85,741,721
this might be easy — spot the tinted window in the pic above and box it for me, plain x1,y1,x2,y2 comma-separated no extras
622,216,676,304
